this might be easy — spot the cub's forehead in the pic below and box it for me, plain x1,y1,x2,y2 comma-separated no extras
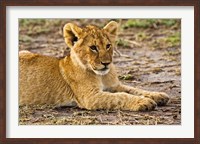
83,25,110,43
83,25,108,39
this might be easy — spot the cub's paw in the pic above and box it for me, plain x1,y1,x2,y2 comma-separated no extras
145,92,170,106
133,97,157,111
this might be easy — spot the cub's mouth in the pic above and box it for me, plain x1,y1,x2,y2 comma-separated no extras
99,67,109,71
91,66,110,75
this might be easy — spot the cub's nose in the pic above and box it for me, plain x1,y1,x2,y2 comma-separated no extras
101,62,110,67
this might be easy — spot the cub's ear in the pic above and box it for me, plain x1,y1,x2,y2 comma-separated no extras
103,21,118,43
63,23,82,48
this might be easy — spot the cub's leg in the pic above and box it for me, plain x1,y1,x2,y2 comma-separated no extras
109,84,170,106
102,68,170,106
75,91,157,111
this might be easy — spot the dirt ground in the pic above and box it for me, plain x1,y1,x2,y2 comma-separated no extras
19,19,181,125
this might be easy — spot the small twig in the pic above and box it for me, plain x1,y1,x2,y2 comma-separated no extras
123,39,142,47
114,47,130,58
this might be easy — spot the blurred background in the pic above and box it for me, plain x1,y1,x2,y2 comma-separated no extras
19,19,181,57
19,19,181,125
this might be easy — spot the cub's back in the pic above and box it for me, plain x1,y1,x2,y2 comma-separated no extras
19,51,74,105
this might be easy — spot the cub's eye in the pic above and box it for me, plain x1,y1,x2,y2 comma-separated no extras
90,45,98,52
106,44,111,49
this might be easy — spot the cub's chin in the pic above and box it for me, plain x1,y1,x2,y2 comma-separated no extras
89,64,110,75
93,68,110,76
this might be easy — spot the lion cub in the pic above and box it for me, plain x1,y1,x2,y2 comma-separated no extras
19,21,169,111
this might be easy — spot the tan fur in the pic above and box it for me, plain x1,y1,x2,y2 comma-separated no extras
19,21,169,111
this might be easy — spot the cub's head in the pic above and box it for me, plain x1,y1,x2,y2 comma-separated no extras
63,21,118,75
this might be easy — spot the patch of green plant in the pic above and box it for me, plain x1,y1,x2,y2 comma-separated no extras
19,19,46,27
165,32,181,47
135,32,151,42
151,32,180,49
122,19,179,29
19,19,62,35
122,19,157,29
118,74,134,80
19,35,33,42
159,19,177,27
116,39,129,47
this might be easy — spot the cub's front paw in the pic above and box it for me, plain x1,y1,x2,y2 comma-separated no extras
133,97,157,111
146,92,170,106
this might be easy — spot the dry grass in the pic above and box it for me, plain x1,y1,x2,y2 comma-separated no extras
19,19,181,125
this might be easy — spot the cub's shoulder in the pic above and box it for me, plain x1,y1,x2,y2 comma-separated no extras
19,50,39,60
19,50,59,65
